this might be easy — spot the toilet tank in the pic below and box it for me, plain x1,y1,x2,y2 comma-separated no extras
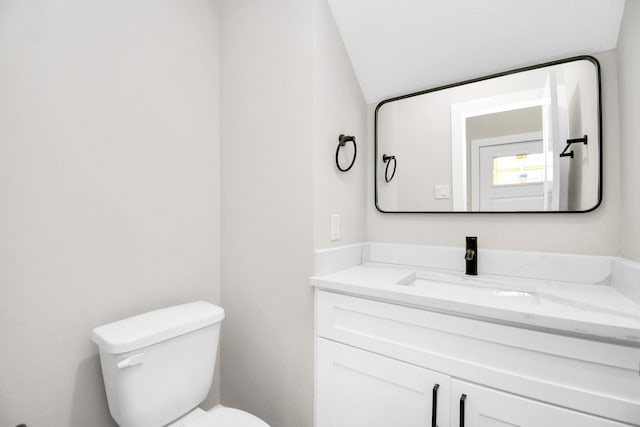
92,301,225,427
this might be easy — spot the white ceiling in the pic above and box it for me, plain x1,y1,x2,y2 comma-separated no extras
328,0,626,103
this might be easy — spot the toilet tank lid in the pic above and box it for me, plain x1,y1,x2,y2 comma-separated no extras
92,301,225,354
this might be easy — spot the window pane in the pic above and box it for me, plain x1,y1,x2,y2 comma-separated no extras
492,153,544,185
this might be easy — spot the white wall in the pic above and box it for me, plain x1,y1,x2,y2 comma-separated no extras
219,1,366,426
367,51,620,255
219,1,315,426
0,1,222,426
618,0,640,262
313,0,367,248
466,107,542,143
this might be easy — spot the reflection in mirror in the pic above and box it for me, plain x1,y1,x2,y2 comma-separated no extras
375,57,601,213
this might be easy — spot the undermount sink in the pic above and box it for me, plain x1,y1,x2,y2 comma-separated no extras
395,270,540,305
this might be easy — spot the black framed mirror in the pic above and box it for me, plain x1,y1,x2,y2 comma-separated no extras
375,56,602,213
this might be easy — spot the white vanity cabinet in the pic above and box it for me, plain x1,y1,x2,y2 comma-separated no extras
314,290,640,427
450,380,631,427
317,338,450,427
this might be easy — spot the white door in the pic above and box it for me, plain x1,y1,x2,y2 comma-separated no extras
472,134,545,211
450,380,631,427
316,338,450,427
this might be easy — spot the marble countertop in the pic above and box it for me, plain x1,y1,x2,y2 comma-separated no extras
310,262,640,347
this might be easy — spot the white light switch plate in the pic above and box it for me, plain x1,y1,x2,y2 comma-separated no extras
331,214,340,241
434,184,450,199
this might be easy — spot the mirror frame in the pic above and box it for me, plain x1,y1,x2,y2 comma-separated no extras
374,55,602,214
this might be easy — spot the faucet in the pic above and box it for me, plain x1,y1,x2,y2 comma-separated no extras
465,236,477,275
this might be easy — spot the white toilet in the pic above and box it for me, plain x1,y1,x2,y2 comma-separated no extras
92,301,269,427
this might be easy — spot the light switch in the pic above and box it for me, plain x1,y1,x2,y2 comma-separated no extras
331,214,340,241
434,185,450,199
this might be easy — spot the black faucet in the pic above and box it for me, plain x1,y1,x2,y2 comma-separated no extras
465,236,477,275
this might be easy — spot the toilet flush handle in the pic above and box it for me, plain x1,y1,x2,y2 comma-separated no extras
117,353,145,369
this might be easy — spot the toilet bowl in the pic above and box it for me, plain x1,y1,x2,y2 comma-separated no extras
92,301,269,427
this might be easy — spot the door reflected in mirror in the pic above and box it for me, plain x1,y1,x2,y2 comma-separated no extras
375,56,601,213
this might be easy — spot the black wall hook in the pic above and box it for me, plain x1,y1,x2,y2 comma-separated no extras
382,154,396,183
560,135,588,158
336,134,357,172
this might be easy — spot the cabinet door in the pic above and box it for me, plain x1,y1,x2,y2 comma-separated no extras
317,338,450,427
450,379,633,427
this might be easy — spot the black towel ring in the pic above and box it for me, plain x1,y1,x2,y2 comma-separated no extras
382,154,396,183
336,134,357,172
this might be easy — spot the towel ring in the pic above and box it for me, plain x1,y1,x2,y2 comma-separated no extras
336,134,357,172
382,154,396,183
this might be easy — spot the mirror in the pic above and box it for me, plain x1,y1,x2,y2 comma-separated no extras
375,56,602,213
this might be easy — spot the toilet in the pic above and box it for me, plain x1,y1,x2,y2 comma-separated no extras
92,301,269,427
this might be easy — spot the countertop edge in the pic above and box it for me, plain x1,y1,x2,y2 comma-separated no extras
310,277,640,349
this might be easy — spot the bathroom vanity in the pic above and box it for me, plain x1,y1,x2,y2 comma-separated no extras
311,243,640,427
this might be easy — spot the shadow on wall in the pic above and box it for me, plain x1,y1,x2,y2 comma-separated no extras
69,355,116,427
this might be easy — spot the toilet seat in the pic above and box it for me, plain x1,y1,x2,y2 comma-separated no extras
188,406,269,427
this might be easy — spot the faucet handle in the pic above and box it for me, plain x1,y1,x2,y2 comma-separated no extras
464,249,475,261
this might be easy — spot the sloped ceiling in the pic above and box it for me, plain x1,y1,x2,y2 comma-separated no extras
328,0,626,103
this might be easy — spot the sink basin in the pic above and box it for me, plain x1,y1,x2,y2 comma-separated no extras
396,270,540,305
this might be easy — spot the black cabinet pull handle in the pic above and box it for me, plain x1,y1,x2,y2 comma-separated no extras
460,394,467,427
431,384,439,427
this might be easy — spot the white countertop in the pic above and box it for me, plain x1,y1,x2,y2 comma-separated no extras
310,262,640,346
